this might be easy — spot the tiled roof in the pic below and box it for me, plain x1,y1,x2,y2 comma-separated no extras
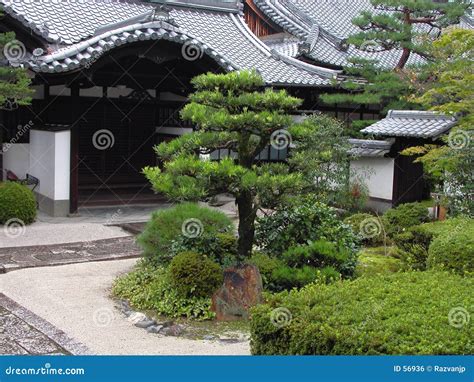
1,0,340,86
361,110,458,139
348,138,393,157
254,0,433,68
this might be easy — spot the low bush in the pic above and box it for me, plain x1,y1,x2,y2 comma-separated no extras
382,202,429,237
249,251,340,292
0,182,37,225
427,230,474,275
343,213,384,245
255,200,359,273
393,217,473,271
168,252,223,298
250,271,473,355
137,203,234,266
170,232,238,267
112,261,214,320
282,240,353,275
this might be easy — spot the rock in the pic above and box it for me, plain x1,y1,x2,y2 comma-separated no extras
135,319,156,329
157,320,174,328
211,264,263,321
127,312,147,324
208,193,234,207
146,325,163,334
203,335,217,341
160,324,185,336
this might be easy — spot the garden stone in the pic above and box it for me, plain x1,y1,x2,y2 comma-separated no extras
160,324,185,336
203,335,217,341
127,312,147,324
146,325,163,334
135,319,156,329
211,264,263,321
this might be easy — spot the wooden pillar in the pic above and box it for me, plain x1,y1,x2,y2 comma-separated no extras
69,85,80,214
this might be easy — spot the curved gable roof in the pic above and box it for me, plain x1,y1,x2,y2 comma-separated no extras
1,0,340,86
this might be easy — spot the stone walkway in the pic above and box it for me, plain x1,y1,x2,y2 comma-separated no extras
0,237,141,273
0,294,89,355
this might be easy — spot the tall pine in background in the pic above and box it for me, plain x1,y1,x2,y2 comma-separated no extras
321,0,470,131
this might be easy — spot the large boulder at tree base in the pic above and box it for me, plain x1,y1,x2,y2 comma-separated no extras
211,264,263,321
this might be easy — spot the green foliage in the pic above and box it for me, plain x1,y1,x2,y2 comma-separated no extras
287,114,352,203
333,180,370,213
0,27,34,115
170,232,238,267
143,70,306,259
250,271,474,355
427,229,474,275
0,182,36,224
355,246,402,277
112,261,214,320
255,198,360,277
344,213,384,245
248,252,339,292
168,252,223,298
137,203,234,266
382,202,429,237
392,217,473,271
402,29,474,216
321,1,469,121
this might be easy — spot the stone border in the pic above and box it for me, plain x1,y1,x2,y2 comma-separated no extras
0,293,91,355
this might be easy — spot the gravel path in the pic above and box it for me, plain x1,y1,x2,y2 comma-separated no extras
0,259,250,355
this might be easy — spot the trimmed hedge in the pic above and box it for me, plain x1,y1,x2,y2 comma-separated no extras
382,202,429,237
427,229,474,275
250,272,473,355
169,252,223,298
343,213,384,245
0,182,37,225
137,203,234,266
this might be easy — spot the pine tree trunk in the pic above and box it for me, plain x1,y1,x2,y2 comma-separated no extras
236,190,257,262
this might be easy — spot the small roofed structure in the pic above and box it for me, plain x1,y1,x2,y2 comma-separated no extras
361,110,458,139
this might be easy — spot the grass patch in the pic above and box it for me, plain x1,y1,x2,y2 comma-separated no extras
355,246,402,277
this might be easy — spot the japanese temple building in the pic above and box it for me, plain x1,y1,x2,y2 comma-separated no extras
0,0,470,216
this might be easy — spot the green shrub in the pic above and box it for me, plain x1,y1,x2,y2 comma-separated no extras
427,230,474,275
137,203,234,266
249,252,340,292
249,252,282,286
250,271,474,355
343,213,384,245
392,218,473,271
255,200,359,273
282,240,351,273
170,232,238,267
382,202,429,237
0,182,37,224
168,252,223,298
112,261,214,320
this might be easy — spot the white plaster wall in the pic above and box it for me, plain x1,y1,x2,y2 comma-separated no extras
350,158,394,201
29,130,70,200
2,144,30,179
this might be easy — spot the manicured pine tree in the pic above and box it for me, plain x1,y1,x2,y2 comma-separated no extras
143,70,305,260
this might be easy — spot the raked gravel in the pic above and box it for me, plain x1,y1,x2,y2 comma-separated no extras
0,258,250,355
